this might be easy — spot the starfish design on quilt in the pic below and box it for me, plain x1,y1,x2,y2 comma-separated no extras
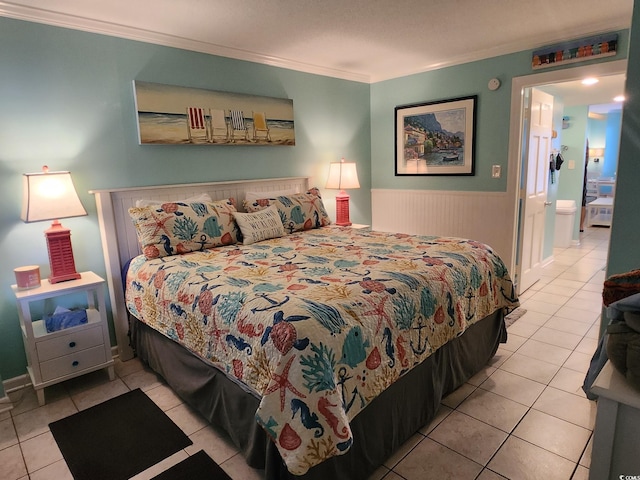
208,312,230,353
264,355,307,411
141,210,172,237
361,295,392,334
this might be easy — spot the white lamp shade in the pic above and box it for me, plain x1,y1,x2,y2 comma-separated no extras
21,170,87,223
326,161,360,190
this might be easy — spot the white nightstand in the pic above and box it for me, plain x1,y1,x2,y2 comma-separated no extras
11,271,114,406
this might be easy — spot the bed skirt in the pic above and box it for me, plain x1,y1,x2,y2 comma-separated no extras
131,309,507,480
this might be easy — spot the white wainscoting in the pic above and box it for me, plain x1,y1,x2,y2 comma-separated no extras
371,189,513,266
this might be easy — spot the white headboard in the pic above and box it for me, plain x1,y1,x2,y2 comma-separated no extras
90,176,310,360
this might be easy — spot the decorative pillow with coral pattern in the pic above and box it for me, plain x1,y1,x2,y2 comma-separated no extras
242,189,331,234
129,198,239,259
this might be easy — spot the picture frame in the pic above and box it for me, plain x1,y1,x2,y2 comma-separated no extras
395,95,477,176
133,81,295,145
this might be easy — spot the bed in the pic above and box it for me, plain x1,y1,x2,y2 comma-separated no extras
91,177,518,479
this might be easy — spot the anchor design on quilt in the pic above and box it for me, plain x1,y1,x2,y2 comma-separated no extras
465,265,482,321
410,316,428,355
464,289,476,322
337,367,365,413
251,293,290,313
187,272,222,286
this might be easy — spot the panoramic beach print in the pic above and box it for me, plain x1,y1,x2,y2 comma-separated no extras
133,81,295,145
395,95,476,175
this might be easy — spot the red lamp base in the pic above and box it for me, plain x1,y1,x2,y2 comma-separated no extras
45,220,81,284
335,191,352,226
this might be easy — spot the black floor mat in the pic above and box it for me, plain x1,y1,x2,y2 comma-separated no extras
152,450,232,480
50,388,192,480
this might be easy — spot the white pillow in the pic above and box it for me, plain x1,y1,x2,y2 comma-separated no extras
232,205,285,245
244,188,296,202
135,193,212,207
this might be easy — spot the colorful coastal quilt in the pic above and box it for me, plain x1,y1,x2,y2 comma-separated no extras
125,226,518,475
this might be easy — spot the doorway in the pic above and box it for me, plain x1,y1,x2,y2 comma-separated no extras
507,59,627,295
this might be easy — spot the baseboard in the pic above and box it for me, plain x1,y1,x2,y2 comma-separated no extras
3,374,31,394
542,255,555,268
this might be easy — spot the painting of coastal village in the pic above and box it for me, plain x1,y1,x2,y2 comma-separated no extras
133,81,295,145
396,96,476,175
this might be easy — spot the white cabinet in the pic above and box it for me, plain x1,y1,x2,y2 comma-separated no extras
11,271,115,405
589,362,640,480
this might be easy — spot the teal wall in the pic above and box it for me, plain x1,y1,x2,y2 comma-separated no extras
0,17,371,379
371,54,518,191
608,2,640,283
587,116,607,178
543,99,565,259
0,13,634,380
602,110,622,178
370,33,628,194
557,106,589,240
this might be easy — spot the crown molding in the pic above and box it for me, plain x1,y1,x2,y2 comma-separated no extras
370,20,631,82
1,2,630,85
0,1,371,84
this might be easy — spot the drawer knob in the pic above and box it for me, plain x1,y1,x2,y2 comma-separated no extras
72,360,79,367
69,341,76,348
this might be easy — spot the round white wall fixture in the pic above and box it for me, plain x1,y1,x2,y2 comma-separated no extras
488,78,501,91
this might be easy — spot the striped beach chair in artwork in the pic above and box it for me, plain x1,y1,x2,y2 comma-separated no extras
229,110,248,142
186,107,208,143
252,111,271,142
208,108,229,142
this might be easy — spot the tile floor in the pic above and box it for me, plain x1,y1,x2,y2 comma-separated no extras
0,226,610,480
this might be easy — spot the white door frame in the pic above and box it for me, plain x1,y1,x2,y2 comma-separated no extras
506,59,627,293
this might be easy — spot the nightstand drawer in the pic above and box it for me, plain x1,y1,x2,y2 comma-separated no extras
36,326,104,362
40,345,107,382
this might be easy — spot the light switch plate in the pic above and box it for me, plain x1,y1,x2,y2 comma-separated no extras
492,165,501,178
568,160,575,169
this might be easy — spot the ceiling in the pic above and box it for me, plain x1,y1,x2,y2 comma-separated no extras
0,0,633,83
538,74,627,113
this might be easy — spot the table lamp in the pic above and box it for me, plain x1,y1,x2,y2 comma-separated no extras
326,158,360,226
21,166,87,283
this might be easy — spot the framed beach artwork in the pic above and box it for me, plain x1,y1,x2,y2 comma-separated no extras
395,95,477,176
133,81,295,145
